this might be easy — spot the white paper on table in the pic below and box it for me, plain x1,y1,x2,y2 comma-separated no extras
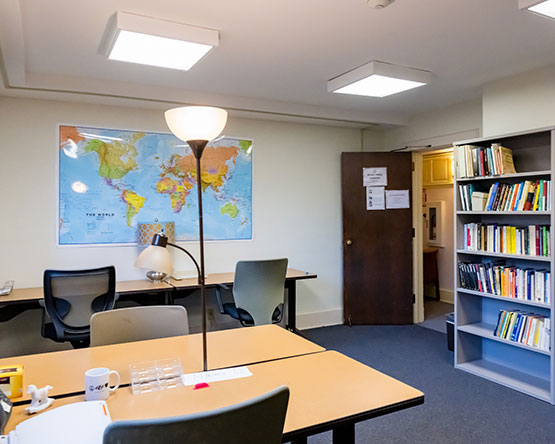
386,190,410,209
363,167,387,187
181,366,253,386
366,186,385,210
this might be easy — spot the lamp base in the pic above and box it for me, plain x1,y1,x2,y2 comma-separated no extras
146,271,168,282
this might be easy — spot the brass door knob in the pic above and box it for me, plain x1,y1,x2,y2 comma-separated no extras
346,240,353,246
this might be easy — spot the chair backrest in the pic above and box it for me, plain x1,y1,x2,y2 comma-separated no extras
90,305,189,347
43,267,116,339
103,386,289,444
233,258,288,326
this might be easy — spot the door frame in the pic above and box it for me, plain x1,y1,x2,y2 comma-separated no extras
412,146,454,323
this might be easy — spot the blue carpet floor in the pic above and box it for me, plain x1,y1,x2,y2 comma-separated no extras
301,325,555,444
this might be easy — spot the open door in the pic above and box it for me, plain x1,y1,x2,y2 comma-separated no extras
342,152,413,325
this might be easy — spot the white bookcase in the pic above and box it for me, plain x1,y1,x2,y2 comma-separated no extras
454,127,555,404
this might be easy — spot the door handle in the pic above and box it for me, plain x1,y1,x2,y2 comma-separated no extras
346,240,353,246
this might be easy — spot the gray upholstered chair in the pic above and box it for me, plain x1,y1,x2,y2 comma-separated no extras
90,305,189,347
215,258,288,326
103,386,289,444
41,267,117,349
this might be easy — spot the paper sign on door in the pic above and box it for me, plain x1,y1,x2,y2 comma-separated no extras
363,167,387,187
366,187,385,210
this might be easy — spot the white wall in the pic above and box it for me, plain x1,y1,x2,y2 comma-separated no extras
483,64,555,136
376,99,483,150
423,186,454,303
0,96,363,328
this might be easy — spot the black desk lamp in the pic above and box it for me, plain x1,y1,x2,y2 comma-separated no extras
135,106,227,372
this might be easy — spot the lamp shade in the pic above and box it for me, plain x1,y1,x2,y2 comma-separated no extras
165,106,228,142
137,221,175,246
134,245,173,275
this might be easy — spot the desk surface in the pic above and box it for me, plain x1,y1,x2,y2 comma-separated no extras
0,325,324,402
0,268,316,304
6,351,424,437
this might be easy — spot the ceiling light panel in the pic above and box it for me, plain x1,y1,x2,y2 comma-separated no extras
519,0,555,19
100,12,219,71
328,61,431,98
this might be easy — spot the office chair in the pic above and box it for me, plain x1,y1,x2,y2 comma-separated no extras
41,266,117,349
90,305,189,347
103,386,290,444
215,258,288,326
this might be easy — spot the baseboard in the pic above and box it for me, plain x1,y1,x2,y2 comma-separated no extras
439,288,454,304
297,308,343,330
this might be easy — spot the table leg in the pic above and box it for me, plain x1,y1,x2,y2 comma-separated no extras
285,280,301,335
333,424,355,444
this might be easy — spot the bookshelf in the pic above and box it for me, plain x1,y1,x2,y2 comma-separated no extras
454,127,555,404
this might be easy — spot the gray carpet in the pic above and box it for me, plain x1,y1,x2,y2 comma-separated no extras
302,325,555,444
419,300,453,334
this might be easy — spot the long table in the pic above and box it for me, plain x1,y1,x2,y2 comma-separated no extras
6,350,424,443
0,268,317,331
0,325,324,403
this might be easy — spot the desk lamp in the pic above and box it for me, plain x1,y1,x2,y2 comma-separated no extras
136,106,228,372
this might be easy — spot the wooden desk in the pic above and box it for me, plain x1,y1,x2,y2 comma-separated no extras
0,268,316,331
0,325,324,403
6,351,424,444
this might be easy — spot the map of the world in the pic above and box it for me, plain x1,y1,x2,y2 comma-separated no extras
58,125,253,245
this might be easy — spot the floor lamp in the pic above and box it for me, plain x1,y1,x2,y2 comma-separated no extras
135,106,228,372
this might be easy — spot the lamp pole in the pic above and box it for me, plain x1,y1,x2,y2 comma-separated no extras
188,139,209,372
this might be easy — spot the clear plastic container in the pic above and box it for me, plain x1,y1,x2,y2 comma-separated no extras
129,358,184,394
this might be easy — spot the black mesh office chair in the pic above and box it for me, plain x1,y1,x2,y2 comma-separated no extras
41,266,117,348
215,259,288,326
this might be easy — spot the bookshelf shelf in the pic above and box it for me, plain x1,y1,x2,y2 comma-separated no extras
454,127,554,404
457,322,551,356
456,249,550,262
456,170,551,182
456,211,551,216
457,360,551,402
456,288,551,309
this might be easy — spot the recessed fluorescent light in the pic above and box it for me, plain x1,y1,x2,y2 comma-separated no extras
99,12,219,71
328,61,431,98
519,0,555,19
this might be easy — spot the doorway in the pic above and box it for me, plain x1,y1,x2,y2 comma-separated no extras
416,148,455,333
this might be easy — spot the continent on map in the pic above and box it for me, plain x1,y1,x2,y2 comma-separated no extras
59,126,86,149
121,190,146,227
220,202,239,219
157,145,240,212
156,177,193,213
84,133,143,180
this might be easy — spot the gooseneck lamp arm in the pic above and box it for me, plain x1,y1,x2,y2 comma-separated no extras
149,233,202,285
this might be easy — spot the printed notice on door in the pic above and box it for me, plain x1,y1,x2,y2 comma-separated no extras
386,190,410,209
363,167,387,186
366,186,385,210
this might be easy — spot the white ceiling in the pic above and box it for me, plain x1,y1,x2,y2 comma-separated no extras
1,0,555,127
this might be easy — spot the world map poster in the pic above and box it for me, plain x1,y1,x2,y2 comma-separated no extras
58,125,253,245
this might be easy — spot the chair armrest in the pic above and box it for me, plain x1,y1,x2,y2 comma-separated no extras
214,285,227,314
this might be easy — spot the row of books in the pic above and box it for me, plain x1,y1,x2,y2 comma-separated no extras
493,310,550,352
458,262,551,304
463,223,550,257
458,180,551,212
455,144,516,179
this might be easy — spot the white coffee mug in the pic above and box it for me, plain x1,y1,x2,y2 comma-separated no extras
85,367,120,401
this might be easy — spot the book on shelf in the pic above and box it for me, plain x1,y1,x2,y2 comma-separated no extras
458,180,551,212
492,310,551,352
455,143,516,179
462,223,551,257
458,261,551,304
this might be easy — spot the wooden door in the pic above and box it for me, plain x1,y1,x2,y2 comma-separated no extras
342,152,413,325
